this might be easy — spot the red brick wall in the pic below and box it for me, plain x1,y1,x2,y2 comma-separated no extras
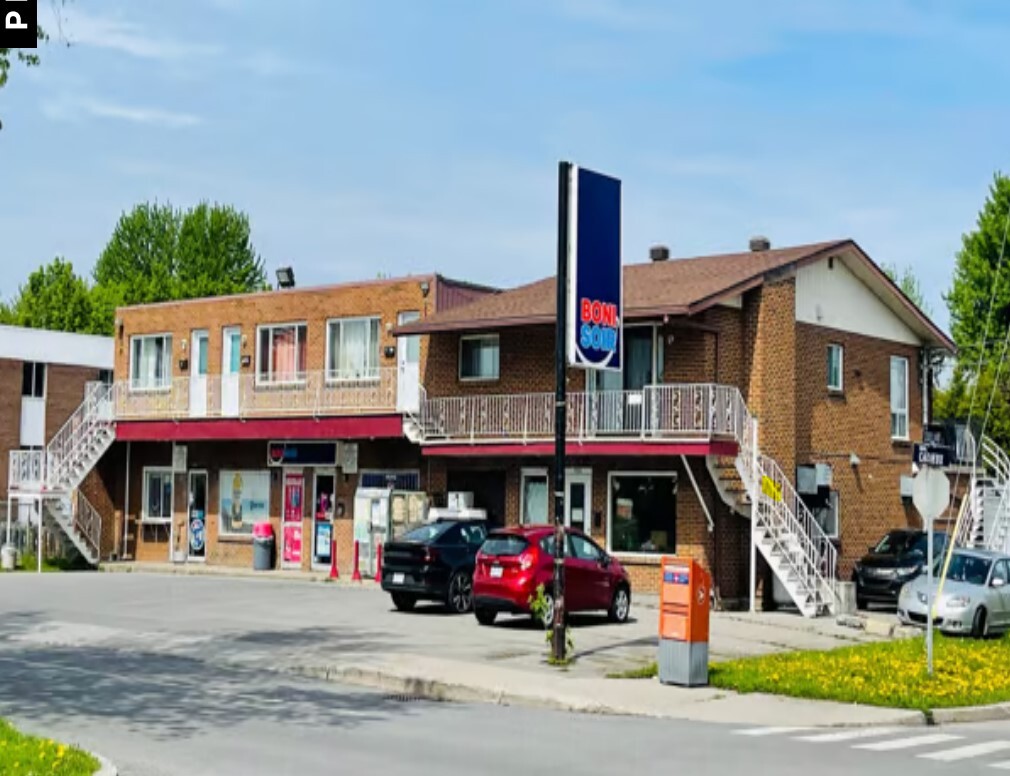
0,358,21,503
795,323,923,575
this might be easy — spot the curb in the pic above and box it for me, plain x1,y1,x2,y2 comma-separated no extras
835,613,919,640
931,701,1010,725
99,563,381,589
93,752,118,776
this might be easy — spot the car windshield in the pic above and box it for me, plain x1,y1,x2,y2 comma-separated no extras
481,534,529,557
909,533,945,556
401,522,454,544
873,531,916,555
945,553,992,586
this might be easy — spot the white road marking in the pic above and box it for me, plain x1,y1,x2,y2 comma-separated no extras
854,733,962,751
988,760,1010,770
919,741,1010,762
733,727,813,737
794,727,902,743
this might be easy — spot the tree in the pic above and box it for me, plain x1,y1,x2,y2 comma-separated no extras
936,173,1010,444
0,257,101,334
882,263,931,317
1,2,69,126
91,201,267,331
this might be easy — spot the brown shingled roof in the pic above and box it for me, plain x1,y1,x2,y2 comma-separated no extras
398,240,846,333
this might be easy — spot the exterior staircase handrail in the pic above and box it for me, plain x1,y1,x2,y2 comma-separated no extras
45,381,115,491
73,490,103,557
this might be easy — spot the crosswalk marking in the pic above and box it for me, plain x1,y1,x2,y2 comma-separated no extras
733,727,813,737
794,727,902,743
918,742,1010,762
988,761,1010,770
854,733,962,752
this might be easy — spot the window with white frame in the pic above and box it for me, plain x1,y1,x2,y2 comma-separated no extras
21,362,46,399
143,468,174,523
460,334,499,381
890,356,909,440
257,323,307,384
130,335,173,391
327,317,380,381
520,468,549,525
827,344,844,392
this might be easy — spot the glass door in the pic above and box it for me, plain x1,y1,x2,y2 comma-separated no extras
187,471,208,561
189,331,209,418
397,311,421,413
221,327,242,417
312,470,336,568
565,469,592,534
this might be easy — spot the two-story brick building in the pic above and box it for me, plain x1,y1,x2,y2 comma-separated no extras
396,239,954,612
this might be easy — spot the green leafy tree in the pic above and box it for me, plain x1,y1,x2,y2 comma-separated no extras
882,263,931,317
1,2,71,126
937,173,1010,443
91,201,267,331
0,257,100,334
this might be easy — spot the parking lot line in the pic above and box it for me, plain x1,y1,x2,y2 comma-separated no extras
918,742,1010,762
794,727,902,743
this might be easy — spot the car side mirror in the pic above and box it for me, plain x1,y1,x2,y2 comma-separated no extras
994,578,1006,589
600,554,611,568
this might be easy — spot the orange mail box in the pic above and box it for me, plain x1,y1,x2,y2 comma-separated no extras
659,556,711,643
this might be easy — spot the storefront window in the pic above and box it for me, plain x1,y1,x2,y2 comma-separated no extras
609,473,677,554
143,468,174,523
521,469,549,525
219,470,271,537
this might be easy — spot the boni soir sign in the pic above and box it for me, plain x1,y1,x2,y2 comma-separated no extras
566,166,622,371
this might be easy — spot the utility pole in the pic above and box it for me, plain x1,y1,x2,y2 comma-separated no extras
552,161,571,663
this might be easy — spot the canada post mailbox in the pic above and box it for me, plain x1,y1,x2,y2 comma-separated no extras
658,556,710,686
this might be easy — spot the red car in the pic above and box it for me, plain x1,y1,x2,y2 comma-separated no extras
472,525,632,626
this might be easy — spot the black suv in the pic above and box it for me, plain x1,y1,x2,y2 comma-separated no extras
852,529,947,609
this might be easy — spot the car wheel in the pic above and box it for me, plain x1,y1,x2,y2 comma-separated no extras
536,590,556,627
608,585,631,623
971,606,989,639
391,593,417,612
446,570,473,614
474,607,497,626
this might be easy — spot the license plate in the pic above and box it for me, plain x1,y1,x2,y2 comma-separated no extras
490,566,503,579
392,573,405,585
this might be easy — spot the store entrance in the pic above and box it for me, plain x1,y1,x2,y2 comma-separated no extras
312,470,336,568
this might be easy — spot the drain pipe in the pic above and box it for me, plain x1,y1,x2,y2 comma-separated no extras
121,441,131,560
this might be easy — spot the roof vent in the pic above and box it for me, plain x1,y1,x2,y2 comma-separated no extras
649,245,670,262
749,236,771,252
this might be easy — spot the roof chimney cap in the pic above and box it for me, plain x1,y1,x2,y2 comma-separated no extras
749,236,771,252
649,245,670,262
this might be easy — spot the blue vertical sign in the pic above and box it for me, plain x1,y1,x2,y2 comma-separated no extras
566,166,622,371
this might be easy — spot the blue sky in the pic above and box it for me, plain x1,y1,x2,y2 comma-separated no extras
3,0,1009,333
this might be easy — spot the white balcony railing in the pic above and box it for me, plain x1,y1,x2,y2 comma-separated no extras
416,383,746,444
114,368,398,421
9,449,45,490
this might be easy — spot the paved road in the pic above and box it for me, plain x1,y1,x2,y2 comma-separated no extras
1,646,1008,776
0,573,1004,775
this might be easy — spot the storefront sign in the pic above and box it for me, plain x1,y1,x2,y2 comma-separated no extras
267,441,338,467
566,166,622,372
189,510,206,554
282,523,303,565
914,442,952,469
341,442,359,474
315,521,332,564
173,444,188,472
283,472,305,565
220,470,270,536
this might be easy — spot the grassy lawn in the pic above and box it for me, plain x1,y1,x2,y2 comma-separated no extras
608,634,1010,711
1,554,93,573
0,719,99,775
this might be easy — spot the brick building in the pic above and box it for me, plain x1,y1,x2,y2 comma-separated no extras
397,239,954,612
2,324,113,559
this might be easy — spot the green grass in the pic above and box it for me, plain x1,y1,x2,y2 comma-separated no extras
607,634,1010,711
607,663,660,680
0,719,99,775
2,554,94,573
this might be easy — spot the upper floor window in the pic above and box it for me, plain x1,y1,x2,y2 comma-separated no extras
21,362,46,399
327,317,380,381
827,344,844,392
890,356,909,440
257,323,307,384
130,334,173,391
460,334,499,381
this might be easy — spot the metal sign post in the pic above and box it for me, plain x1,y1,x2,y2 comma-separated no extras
911,463,951,676
553,162,622,663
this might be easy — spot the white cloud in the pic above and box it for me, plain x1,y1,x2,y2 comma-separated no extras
42,96,202,128
42,6,221,62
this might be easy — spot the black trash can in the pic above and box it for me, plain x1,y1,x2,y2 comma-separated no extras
252,522,275,571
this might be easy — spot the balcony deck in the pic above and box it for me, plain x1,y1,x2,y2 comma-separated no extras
413,383,745,455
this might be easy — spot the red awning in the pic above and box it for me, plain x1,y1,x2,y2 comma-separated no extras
116,415,404,442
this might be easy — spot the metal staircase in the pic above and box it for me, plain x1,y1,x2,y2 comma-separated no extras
955,433,1010,553
7,382,116,565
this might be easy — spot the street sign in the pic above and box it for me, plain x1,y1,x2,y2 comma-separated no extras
913,442,952,469
912,465,950,521
566,166,622,371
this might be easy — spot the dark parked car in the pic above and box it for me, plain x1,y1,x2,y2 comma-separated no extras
852,529,947,609
381,519,488,613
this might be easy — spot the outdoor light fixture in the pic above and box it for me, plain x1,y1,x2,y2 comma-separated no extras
850,453,861,468
420,280,431,297
276,266,296,289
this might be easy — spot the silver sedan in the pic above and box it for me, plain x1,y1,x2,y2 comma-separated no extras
897,548,1010,638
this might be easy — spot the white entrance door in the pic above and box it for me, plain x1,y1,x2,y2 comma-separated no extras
565,469,593,533
222,327,241,417
397,311,421,413
19,363,46,447
189,331,209,418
